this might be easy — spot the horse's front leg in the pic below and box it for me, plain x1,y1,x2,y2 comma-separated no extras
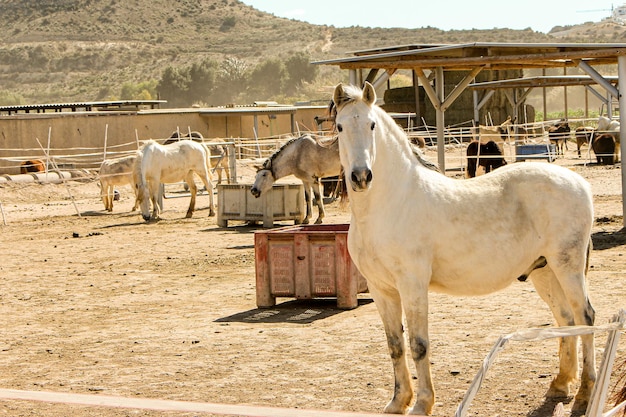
301,184,313,224
185,173,197,218
368,283,414,414
206,177,215,217
312,178,325,224
397,275,434,415
149,181,161,220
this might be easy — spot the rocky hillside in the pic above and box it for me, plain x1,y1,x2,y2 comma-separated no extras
1,0,625,104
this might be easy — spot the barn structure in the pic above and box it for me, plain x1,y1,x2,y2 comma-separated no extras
314,42,626,224
0,102,326,174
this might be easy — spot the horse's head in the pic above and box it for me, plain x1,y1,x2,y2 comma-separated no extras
332,82,377,192
250,161,274,198
135,182,152,221
132,154,152,221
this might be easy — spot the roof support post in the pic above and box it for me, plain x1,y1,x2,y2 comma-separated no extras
617,55,626,227
473,90,496,123
435,67,446,171
349,70,357,86
586,85,610,106
412,70,422,127
415,68,440,111
372,69,397,96
577,60,619,99
440,67,482,112
417,66,482,172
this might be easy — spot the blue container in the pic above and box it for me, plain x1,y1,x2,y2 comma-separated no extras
515,144,556,162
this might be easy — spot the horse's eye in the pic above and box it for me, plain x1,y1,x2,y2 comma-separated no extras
337,124,343,132
371,122,376,130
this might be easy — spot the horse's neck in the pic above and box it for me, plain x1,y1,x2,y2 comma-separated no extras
348,124,416,220
374,122,415,178
271,144,297,180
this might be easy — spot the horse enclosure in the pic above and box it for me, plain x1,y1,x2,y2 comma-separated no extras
0,149,625,416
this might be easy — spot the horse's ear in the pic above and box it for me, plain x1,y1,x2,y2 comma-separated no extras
333,83,350,110
362,81,376,106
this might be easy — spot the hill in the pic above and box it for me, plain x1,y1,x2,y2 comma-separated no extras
1,0,625,105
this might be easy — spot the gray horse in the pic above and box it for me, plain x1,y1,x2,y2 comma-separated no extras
250,134,342,224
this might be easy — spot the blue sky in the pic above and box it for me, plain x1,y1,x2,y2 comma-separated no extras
239,1,619,33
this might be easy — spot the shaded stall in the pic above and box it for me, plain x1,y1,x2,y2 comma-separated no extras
314,42,626,224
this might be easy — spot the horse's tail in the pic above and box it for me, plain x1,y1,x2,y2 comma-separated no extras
585,237,593,276
201,143,215,181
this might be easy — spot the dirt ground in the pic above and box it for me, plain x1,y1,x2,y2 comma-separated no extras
0,153,625,417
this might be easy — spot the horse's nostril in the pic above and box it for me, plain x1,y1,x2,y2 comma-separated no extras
365,170,373,183
351,171,359,184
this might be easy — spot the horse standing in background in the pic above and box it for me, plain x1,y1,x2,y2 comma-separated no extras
547,120,570,156
134,140,215,221
165,131,231,184
250,134,342,224
98,153,140,212
20,159,45,174
465,140,507,178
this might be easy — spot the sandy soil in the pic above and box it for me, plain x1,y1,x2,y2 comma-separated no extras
0,154,625,417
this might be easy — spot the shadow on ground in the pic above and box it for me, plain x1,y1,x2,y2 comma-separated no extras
216,298,373,324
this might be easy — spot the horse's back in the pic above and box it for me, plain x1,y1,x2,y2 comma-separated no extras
353,160,593,294
141,140,209,183
467,162,592,220
100,155,137,186
295,135,342,175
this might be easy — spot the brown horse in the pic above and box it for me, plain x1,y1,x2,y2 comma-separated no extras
466,140,507,178
20,159,45,174
548,121,571,156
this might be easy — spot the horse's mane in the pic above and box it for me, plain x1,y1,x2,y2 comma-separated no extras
139,139,156,150
263,135,311,170
333,84,439,173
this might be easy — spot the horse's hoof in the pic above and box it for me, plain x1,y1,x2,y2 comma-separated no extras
208,210,216,217
572,396,589,413
302,219,310,225
547,377,571,398
314,218,323,224
383,401,410,415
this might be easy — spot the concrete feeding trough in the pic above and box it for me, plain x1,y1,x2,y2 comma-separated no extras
217,183,305,228
254,224,368,309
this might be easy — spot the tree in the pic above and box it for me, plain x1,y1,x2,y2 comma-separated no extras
247,58,286,100
215,56,249,105
0,90,24,106
284,52,318,92
157,66,191,108
187,59,218,104
120,80,157,100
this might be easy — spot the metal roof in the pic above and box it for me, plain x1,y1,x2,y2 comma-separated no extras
468,75,619,89
313,42,626,71
0,100,166,115
197,106,297,116
140,105,300,116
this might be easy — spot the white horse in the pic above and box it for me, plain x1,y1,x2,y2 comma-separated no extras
250,134,342,224
98,153,140,212
332,82,596,416
165,131,231,184
135,140,215,221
